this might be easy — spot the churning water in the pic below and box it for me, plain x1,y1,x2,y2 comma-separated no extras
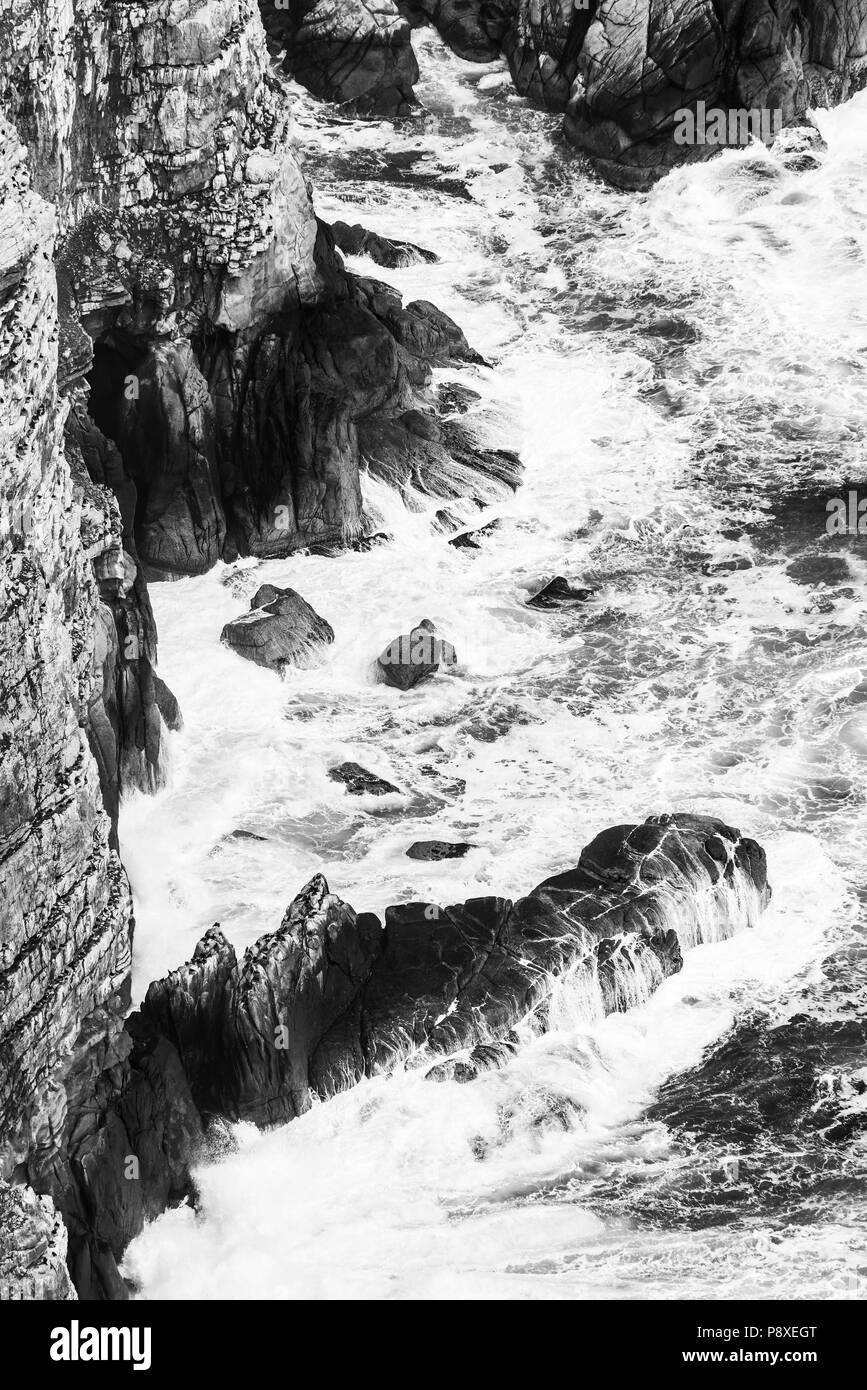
120,32,867,1299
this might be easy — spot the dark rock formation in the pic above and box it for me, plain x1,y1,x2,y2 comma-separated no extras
328,762,402,794
137,814,769,1129
526,575,597,608
260,0,420,114
406,0,867,187
221,585,335,671
377,617,458,688
332,220,438,268
449,518,502,548
406,840,474,858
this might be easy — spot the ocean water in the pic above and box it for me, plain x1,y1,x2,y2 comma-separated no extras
120,32,867,1300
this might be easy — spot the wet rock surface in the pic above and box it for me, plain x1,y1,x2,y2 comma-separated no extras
329,761,402,794
406,840,475,859
137,813,768,1136
221,586,335,671
331,219,438,267
377,617,458,688
527,575,598,608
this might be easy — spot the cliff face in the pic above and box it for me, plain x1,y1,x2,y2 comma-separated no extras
0,107,132,1296
404,0,867,185
0,0,521,1299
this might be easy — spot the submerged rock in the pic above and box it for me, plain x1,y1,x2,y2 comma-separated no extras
221,587,334,672
786,555,850,587
377,617,457,688
329,762,402,795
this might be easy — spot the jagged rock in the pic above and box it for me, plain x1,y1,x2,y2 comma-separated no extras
526,575,597,608
331,220,437,267
221,587,335,671
260,0,420,114
406,840,475,859
137,814,770,1129
449,518,502,548
376,617,458,688
328,762,402,795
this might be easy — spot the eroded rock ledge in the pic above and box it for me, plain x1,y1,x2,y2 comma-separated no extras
2,813,768,1298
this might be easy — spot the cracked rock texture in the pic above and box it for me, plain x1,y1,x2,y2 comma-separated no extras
260,0,420,113
0,1183,76,1300
404,0,867,186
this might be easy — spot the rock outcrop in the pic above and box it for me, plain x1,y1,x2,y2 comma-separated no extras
331,219,437,268
138,814,769,1127
260,0,420,114
405,0,867,187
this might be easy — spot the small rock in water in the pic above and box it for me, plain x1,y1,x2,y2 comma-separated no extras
377,618,457,689
449,519,501,549
406,840,475,860
328,762,401,796
331,220,438,269
526,575,597,608
221,586,334,672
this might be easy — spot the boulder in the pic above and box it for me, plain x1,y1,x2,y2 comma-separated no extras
137,814,771,1126
376,617,457,688
221,587,334,672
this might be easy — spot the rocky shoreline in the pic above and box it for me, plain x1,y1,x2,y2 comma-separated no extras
2,811,770,1299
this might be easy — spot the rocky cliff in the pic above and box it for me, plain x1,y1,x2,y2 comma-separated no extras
0,0,521,1301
